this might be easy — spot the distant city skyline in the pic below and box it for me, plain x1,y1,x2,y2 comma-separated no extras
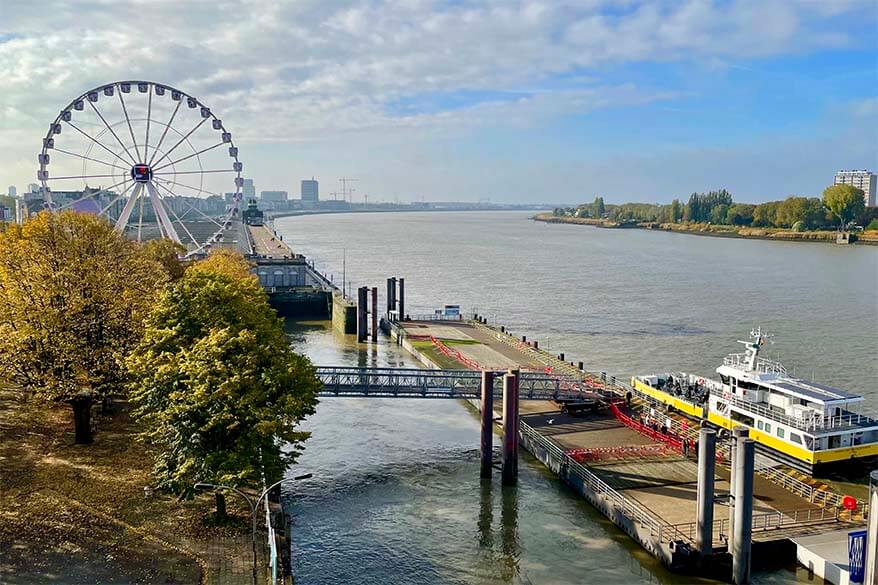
0,2,875,204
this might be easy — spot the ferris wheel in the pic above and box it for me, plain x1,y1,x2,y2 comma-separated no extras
37,80,244,256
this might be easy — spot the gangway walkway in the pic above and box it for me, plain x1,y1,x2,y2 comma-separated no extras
314,366,593,400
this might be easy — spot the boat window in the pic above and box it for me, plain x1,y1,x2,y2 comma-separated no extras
777,427,785,439
756,421,763,431
790,433,802,445
764,423,771,433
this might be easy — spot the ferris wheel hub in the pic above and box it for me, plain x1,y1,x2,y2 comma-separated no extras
130,163,153,184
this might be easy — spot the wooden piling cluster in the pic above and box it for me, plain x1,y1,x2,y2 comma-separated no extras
479,369,520,487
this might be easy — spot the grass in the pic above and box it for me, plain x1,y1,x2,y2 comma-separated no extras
410,339,474,369
0,388,261,584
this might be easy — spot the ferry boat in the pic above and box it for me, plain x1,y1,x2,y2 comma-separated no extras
631,328,878,474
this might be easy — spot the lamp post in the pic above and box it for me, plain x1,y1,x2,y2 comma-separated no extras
195,473,312,585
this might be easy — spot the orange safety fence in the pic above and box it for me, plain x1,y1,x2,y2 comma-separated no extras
567,444,677,464
609,402,689,453
430,336,484,370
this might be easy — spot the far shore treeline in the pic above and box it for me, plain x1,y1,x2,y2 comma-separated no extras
553,185,877,232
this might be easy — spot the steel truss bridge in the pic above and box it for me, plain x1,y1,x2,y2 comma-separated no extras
314,366,595,400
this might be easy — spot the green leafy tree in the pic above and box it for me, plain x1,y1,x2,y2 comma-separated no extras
752,201,781,227
128,251,320,499
670,199,682,222
593,196,605,218
725,204,755,226
775,196,825,229
823,184,865,229
710,204,730,224
0,211,166,443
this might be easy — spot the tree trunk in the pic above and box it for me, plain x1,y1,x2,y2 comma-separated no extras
215,492,227,519
71,396,94,445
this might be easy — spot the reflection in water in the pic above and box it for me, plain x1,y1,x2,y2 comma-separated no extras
500,484,520,583
477,481,493,549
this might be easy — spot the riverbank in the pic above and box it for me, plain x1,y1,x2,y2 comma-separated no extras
533,213,878,246
0,389,264,584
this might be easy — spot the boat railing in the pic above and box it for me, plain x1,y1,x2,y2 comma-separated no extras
818,410,878,431
722,353,787,375
722,394,817,431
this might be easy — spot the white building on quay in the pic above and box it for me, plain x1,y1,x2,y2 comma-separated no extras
834,170,876,207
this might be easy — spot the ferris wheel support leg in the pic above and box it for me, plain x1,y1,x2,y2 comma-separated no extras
115,183,142,233
146,181,182,245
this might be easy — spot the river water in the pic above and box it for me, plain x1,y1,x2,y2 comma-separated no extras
279,211,877,585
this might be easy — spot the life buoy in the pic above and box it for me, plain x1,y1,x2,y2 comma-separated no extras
698,378,705,385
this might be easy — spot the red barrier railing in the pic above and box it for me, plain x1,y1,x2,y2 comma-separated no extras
567,444,676,463
609,402,689,453
430,336,484,370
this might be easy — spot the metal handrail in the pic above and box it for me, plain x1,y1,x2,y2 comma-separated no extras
519,421,667,538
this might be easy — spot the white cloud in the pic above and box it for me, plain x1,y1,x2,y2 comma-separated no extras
0,0,872,197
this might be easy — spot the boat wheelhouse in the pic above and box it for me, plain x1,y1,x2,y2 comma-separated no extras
632,329,878,474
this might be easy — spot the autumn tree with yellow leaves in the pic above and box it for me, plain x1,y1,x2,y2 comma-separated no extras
0,211,168,443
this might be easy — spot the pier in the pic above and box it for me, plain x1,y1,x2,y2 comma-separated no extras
373,313,870,582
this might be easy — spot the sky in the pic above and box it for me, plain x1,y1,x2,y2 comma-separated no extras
1,0,876,204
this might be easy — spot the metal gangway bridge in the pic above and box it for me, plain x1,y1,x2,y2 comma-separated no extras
314,366,594,400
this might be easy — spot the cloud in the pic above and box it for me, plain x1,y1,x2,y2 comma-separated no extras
0,0,873,197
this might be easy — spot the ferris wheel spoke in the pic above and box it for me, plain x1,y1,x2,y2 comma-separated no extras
114,182,143,232
150,117,209,168
154,169,236,176
48,173,122,181
152,180,225,228
152,175,223,198
87,101,138,165
163,197,202,248
144,89,153,163
148,100,182,166
100,181,136,216
152,141,224,172
52,147,130,172
65,120,136,168
145,181,181,244
136,188,146,242
53,178,131,211
117,90,142,162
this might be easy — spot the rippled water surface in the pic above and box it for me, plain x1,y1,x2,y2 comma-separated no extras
280,211,877,585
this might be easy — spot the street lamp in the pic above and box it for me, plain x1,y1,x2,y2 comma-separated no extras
195,473,313,585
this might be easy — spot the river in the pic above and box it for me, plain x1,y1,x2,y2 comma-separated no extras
279,211,877,585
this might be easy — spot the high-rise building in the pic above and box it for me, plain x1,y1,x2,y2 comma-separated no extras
7,186,16,197
834,170,876,207
301,178,319,202
261,190,288,204
242,178,256,200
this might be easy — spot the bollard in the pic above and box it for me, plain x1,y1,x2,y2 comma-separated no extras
480,371,495,480
522,335,527,343
696,428,717,556
559,352,565,361
578,361,584,370
502,370,520,486
533,340,538,349
732,439,755,585
371,287,378,340
728,426,749,550
501,326,505,333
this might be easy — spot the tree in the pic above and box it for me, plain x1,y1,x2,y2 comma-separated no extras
710,204,730,225
0,211,166,443
593,196,605,218
823,184,866,229
752,201,780,227
142,239,187,281
128,252,320,499
670,199,682,223
775,196,825,230
725,204,755,226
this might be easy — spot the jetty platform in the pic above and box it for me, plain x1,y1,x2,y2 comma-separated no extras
388,316,868,577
